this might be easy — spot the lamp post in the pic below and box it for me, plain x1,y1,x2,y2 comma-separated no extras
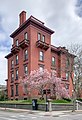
45,89,48,112
72,81,76,112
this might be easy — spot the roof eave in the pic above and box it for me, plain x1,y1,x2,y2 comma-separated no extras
5,53,13,59
10,16,54,38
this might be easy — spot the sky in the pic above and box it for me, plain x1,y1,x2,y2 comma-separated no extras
0,0,82,85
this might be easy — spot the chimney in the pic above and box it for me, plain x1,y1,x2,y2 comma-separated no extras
19,11,26,26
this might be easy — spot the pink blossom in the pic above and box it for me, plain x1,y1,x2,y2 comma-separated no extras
20,69,69,99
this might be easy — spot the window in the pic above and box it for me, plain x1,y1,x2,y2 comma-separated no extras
42,35,45,42
16,84,18,96
66,72,69,80
52,57,55,66
11,72,14,82
24,32,28,40
16,55,18,65
16,39,18,46
40,51,44,61
11,86,14,97
38,33,41,41
66,58,70,68
39,65,44,71
16,69,18,80
11,60,14,68
66,84,69,90
24,65,28,75
24,50,28,60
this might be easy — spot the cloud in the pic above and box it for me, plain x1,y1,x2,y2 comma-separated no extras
76,0,82,17
0,51,8,85
40,0,82,47
0,0,82,84
0,31,11,52
0,32,6,41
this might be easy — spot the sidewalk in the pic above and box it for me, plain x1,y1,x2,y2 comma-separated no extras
0,107,82,116
0,107,70,116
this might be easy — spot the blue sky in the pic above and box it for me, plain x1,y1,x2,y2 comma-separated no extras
0,0,82,84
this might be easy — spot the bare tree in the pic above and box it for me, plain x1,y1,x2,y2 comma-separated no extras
59,44,82,111
68,44,82,99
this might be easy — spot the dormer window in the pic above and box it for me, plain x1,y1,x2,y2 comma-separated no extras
24,32,28,40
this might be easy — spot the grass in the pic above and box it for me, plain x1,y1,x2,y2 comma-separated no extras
0,100,32,104
0,99,72,104
52,99,71,104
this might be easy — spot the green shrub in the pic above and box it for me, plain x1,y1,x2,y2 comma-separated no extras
63,98,71,102
77,98,82,101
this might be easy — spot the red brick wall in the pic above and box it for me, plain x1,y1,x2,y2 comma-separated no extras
6,16,73,100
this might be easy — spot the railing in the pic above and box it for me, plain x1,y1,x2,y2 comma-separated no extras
76,100,82,110
19,39,29,48
36,40,49,50
11,45,20,53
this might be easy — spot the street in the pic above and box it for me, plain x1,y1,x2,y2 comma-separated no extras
0,110,82,120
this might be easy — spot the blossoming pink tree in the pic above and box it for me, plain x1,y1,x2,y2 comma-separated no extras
50,70,70,99
20,69,70,99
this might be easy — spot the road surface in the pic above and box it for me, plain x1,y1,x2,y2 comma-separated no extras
0,110,82,120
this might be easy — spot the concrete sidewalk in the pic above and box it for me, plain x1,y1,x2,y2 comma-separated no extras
0,107,81,116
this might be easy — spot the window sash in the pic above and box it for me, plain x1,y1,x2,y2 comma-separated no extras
16,70,18,80
38,33,41,41
24,50,28,60
52,57,55,66
66,58,70,68
11,60,14,68
16,84,18,95
16,39,18,46
24,65,28,75
39,66,44,71
11,86,14,97
24,32,28,40
42,35,45,42
11,73,14,82
66,84,69,89
40,51,44,61
16,55,18,64
66,72,69,80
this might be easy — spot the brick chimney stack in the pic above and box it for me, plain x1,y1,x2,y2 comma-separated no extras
19,11,26,26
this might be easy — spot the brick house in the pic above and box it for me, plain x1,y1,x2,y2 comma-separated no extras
5,11,74,100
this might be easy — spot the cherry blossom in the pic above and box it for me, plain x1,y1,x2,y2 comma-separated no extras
20,69,69,99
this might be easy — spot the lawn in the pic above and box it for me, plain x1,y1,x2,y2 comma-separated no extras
0,99,72,104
